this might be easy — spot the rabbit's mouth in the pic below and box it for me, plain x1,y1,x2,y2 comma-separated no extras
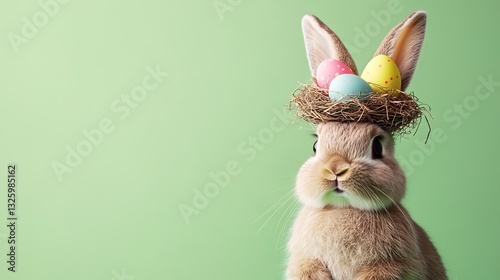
333,187,344,194
331,178,345,194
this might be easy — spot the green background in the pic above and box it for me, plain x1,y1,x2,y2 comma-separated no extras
0,0,498,279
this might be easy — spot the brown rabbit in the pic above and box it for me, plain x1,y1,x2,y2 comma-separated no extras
286,11,447,280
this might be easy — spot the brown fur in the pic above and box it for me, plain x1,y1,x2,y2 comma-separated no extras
287,123,447,279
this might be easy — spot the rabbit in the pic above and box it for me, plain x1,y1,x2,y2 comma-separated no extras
286,11,448,280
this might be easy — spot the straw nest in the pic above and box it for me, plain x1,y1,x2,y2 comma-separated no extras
289,81,430,136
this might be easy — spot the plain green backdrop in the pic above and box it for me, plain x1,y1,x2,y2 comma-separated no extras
0,0,498,279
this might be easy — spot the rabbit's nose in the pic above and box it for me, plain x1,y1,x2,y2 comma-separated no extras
326,155,351,180
334,166,349,177
333,165,350,181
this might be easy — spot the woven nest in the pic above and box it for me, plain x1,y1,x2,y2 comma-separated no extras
289,81,430,137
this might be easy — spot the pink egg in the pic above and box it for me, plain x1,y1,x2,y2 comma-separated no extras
315,59,354,89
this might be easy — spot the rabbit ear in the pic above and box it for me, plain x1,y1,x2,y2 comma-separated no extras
302,14,358,77
374,11,427,91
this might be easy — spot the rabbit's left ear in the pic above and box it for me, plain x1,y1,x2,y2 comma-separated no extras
374,11,427,91
302,14,358,77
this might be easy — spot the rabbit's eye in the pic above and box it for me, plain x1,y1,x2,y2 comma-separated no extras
313,140,318,154
372,137,383,159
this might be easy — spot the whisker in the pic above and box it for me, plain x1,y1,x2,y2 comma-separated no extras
252,188,294,224
274,197,296,236
276,200,301,252
356,185,399,231
371,185,413,230
266,180,295,194
274,198,298,251
256,191,295,233
370,189,396,226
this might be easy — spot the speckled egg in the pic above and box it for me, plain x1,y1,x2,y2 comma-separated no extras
316,59,354,89
360,55,401,96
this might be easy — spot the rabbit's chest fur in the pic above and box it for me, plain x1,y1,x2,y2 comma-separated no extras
289,205,423,279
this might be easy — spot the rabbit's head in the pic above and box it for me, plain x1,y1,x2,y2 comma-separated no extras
296,11,427,210
296,122,405,210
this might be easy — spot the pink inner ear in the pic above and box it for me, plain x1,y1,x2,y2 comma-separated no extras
302,14,358,78
375,11,426,91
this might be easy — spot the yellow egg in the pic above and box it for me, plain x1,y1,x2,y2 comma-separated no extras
360,55,401,96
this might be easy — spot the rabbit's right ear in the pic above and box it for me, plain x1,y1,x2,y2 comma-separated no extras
302,14,358,77
374,11,427,91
